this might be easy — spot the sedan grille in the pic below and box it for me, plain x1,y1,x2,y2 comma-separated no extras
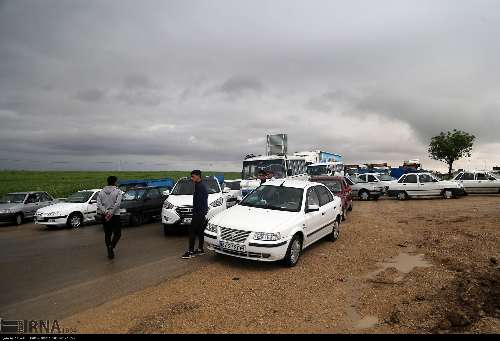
176,206,193,219
220,227,251,243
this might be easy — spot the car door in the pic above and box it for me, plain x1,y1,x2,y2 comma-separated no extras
402,174,419,196
475,173,496,193
460,172,477,193
85,192,99,221
144,188,162,216
418,174,439,196
367,174,378,184
23,194,38,218
315,185,337,235
303,187,325,246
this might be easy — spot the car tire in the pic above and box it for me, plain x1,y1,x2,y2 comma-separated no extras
14,213,23,226
397,191,408,201
359,190,370,201
67,213,83,229
328,219,340,242
442,189,454,199
282,234,302,268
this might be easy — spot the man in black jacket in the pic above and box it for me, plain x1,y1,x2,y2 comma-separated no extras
182,170,208,259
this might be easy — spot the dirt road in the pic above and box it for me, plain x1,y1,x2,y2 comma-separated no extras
62,196,500,334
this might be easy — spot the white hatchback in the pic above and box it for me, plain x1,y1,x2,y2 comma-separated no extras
204,179,343,267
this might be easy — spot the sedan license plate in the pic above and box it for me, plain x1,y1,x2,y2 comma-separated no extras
220,241,246,253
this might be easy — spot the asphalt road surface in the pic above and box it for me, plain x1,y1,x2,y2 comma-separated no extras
0,220,208,320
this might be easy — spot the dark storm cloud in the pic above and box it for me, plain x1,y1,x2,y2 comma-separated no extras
1,0,500,171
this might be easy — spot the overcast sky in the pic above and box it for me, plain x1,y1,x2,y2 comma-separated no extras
1,0,500,172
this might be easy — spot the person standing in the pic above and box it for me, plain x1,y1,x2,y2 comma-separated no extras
182,170,208,259
97,176,123,259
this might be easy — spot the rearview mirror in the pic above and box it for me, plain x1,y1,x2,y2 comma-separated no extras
306,204,320,213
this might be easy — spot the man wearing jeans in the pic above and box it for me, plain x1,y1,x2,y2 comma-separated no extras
182,170,208,259
97,176,123,259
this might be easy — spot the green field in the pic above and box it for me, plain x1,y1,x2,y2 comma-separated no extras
0,171,241,198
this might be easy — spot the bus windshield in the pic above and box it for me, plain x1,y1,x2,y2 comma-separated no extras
242,159,285,179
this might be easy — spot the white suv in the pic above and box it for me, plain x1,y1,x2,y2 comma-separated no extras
452,171,500,194
387,173,465,200
162,177,227,235
204,179,343,267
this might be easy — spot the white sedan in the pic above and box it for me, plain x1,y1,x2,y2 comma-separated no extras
35,189,100,228
204,179,343,267
452,171,500,194
387,173,465,200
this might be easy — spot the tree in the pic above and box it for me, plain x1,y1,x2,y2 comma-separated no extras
428,129,475,176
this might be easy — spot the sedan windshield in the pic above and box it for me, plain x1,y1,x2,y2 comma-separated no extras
316,180,342,193
240,185,303,212
379,175,395,181
242,159,285,179
171,179,220,195
123,189,147,201
66,191,94,203
0,194,26,203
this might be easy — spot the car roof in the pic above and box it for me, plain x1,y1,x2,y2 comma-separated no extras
8,191,43,195
263,179,325,189
310,176,344,181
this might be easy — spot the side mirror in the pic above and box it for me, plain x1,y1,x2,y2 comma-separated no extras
163,190,170,196
306,204,320,213
90,200,97,204
223,187,231,194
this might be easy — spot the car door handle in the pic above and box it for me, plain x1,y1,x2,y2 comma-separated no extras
420,184,425,186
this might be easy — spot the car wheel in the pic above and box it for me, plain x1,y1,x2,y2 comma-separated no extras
443,190,454,199
14,213,23,226
397,191,407,201
359,190,370,201
283,234,302,268
67,213,83,229
328,219,340,242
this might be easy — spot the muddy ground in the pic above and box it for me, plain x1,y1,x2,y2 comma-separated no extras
63,196,500,334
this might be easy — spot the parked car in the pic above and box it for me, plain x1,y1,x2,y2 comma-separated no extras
452,171,500,194
204,179,343,267
223,179,241,208
345,177,384,200
387,173,465,200
114,187,167,226
310,176,353,220
35,189,100,228
355,173,397,192
0,192,55,225
162,177,227,235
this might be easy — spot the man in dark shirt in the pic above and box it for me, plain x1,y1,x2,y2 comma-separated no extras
182,170,209,259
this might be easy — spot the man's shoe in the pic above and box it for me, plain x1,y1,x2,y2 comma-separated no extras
181,251,195,259
194,249,205,256
107,246,115,259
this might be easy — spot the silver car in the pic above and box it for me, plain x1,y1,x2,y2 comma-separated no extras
0,192,55,225
345,177,385,200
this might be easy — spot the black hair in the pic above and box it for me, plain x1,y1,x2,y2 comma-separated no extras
191,170,202,177
107,175,118,186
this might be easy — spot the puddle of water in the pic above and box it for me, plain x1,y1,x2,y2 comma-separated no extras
367,253,432,279
354,315,379,330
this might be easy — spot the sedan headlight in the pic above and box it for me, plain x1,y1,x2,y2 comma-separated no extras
253,232,282,241
210,197,224,208
206,223,218,233
163,201,174,210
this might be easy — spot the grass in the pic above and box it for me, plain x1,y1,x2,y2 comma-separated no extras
0,171,241,198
